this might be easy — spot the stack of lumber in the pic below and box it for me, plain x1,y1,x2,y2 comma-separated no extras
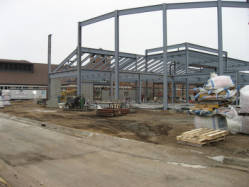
177,128,229,147
96,108,121,117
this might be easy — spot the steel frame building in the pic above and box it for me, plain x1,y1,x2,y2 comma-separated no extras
48,0,249,110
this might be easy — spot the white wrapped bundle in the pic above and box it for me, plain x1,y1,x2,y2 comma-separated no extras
2,90,11,106
0,96,4,108
240,85,249,113
205,73,234,90
194,116,227,130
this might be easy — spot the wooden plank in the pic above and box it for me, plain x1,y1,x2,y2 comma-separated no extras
177,128,228,146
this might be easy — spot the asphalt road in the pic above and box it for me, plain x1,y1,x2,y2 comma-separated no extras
0,114,248,187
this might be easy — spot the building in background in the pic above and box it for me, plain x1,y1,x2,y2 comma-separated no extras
0,59,56,99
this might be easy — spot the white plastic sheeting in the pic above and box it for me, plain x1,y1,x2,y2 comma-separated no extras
240,85,249,113
8,90,47,100
2,90,11,106
194,115,227,130
0,96,4,108
205,73,234,90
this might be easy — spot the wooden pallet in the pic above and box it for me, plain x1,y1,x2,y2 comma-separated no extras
177,128,229,147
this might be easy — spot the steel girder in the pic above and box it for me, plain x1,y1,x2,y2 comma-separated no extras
79,1,249,27
51,43,249,85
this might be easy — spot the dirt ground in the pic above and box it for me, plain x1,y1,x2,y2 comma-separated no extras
1,100,249,158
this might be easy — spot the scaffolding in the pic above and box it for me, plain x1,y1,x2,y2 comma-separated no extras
48,0,249,110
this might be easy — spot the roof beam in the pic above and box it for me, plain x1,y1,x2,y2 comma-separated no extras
80,11,115,27
53,49,77,73
79,1,249,27
222,1,249,8
80,47,140,58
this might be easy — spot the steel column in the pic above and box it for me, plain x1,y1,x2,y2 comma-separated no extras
114,10,120,100
77,23,82,96
145,50,148,102
162,4,168,110
110,72,114,101
217,0,223,75
172,62,176,103
236,72,239,106
135,56,138,71
138,74,142,104
185,44,189,103
171,79,175,104
47,34,52,100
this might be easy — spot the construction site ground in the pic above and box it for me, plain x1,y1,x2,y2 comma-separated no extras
2,100,249,159
0,100,249,186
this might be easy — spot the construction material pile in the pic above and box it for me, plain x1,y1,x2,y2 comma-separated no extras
0,90,11,108
96,102,130,117
177,128,229,147
240,85,249,114
2,90,11,106
190,73,236,116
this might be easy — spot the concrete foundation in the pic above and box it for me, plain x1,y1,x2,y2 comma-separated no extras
47,78,61,107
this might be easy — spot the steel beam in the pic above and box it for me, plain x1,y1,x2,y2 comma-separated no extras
79,2,248,27
77,23,82,96
171,79,176,104
138,74,142,103
119,4,162,16
135,56,138,71
47,34,52,100
222,1,249,8
147,43,185,53
145,50,148,102
119,58,136,70
80,47,139,58
82,54,98,69
185,44,189,103
53,49,77,73
80,11,115,27
236,71,239,106
187,43,226,55
162,4,168,110
167,1,216,10
115,11,119,100
217,0,223,75
97,56,115,70
118,1,218,16
110,72,114,100
126,57,145,71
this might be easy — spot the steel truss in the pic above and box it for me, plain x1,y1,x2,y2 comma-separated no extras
48,0,249,110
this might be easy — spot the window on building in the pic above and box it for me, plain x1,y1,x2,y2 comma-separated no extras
0,62,33,73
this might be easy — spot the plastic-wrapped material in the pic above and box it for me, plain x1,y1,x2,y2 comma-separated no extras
194,115,227,130
2,90,11,106
240,85,249,113
241,116,249,134
205,73,234,90
0,96,4,108
225,107,242,134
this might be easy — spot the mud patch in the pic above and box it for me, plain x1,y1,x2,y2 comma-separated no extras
84,119,172,143
0,153,52,167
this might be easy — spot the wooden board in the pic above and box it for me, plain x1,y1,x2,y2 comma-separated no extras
177,128,229,147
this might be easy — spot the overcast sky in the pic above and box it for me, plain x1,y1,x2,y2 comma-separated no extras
0,0,248,64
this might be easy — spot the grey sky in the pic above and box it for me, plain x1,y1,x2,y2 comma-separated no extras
0,0,248,64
